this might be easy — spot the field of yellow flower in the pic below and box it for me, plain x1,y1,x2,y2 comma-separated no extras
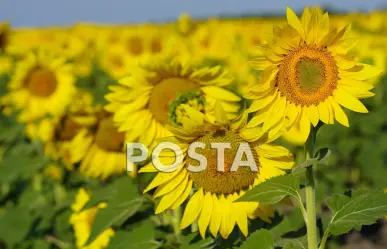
1,7,387,249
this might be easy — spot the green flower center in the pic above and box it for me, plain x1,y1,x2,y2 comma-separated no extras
148,78,199,124
297,58,325,94
168,91,205,125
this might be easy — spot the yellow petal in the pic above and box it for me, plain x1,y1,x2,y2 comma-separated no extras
286,7,302,33
198,192,213,238
153,169,188,198
299,109,311,139
201,86,241,102
180,189,204,229
333,88,368,113
172,180,193,209
328,96,349,127
339,64,382,81
307,105,319,127
155,176,189,214
256,144,292,158
214,101,230,125
234,204,248,237
317,101,330,124
143,166,183,193
209,195,222,237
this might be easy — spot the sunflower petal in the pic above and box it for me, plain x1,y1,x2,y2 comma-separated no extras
180,189,204,229
333,88,368,113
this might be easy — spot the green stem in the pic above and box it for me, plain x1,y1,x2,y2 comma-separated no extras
172,207,182,242
305,165,318,249
319,231,330,249
304,125,319,249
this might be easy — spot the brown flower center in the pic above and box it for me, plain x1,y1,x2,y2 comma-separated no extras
25,67,58,97
148,78,199,124
187,130,258,195
56,116,83,141
94,117,125,152
150,38,162,54
127,36,143,56
277,45,339,106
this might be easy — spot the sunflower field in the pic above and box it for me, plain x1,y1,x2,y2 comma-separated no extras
1,6,387,249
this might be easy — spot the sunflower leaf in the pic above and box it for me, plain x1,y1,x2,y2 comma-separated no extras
235,175,301,204
279,237,308,249
326,189,387,235
180,233,214,249
0,143,48,184
240,229,274,249
293,147,331,173
85,178,144,246
107,220,160,249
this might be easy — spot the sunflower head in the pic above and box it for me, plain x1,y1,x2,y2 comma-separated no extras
104,57,241,147
141,103,294,239
248,6,383,141
7,49,75,122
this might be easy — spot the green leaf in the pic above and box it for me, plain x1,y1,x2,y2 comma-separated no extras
107,221,160,249
240,229,274,249
32,239,51,249
85,178,144,246
326,189,387,235
278,236,308,249
82,176,135,210
235,175,301,204
0,143,48,184
180,233,214,249
293,148,331,171
270,209,305,239
0,206,34,248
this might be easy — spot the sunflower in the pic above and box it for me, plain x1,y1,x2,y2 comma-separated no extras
5,49,76,122
247,7,382,140
104,57,241,147
24,91,98,171
78,112,129,180
69,188,115,249
98,44,134,80
140,104,294,239
0,22,9,52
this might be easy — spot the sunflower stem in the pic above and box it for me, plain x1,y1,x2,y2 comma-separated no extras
305,125,319,249
172,207,182,242
319,231,330,249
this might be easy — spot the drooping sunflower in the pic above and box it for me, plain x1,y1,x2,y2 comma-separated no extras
69,188,115,249
105,57,241,147
247,7,382,140
78,112,129,180
140,104,294,239
24,91,97,168
5,49,76,122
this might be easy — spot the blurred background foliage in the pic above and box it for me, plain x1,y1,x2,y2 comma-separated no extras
1,7,387,249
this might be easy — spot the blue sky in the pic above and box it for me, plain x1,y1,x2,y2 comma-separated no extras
1,0,387,27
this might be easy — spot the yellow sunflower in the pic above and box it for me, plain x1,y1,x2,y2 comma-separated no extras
247,7,382,140
24,91,98,171
78,112,129,180
0,22,9,52
140,104,294,239
5,49,76,122
69,188,115,249
104,57,241,147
